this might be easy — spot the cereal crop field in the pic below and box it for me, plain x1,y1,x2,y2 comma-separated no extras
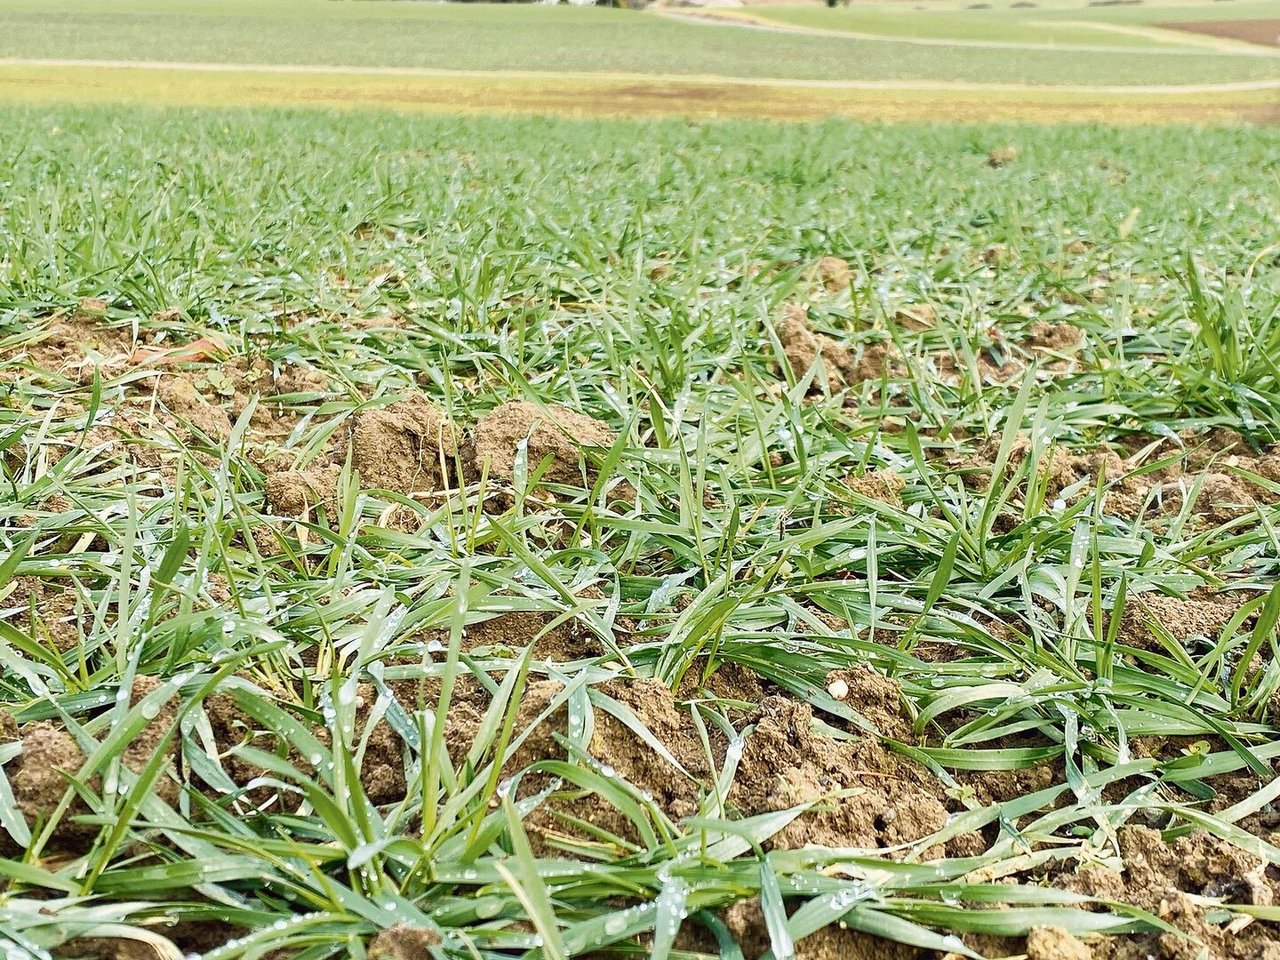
1,28,1279,960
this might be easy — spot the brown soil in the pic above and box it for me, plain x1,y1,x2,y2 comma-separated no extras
1160,19,1280,48
2,300,136,380
429,609,608,661
4,677,178,853
1118,589,1249,653
987,145,1019,168
724,897,922,960
262,393,456,516
844,470,906,508
778,307,901,392
778,305,853,393
728,694,979,859
893,304,936,331
806,256,853,292
218,355,330,436
1027,926,1092,960
1024,320,1083,352
263,463,344,518
12,308,1280,960
351,394,457,494
953,428,1280,527
2,578,82,651
471,399,615,486
156,374,234,443
369,924,443,959
1054,826,1280,960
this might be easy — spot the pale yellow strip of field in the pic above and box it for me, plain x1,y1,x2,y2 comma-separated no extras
0,62,1273,124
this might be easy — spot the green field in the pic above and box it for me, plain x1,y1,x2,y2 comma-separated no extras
0,0,1278,88
3,105,1280,959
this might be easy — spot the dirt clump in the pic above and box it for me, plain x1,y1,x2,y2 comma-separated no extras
844,470,905,508
369,924,443,959
1024,320,1083,352
806,256,853,292
445,677,567,783
439,610,607,661
1052,827,1280,960
933,348,1022,386
492,677,711,847
979,243,1009,265
212,355,330,437
823,666,912,740
728,696,974,859
679,660,767,705
987,145,1019,168
778,306,854,392
5,300,135,379
958,434,1129,500
5,677,178,852
472,400,614,487
1179,425,1251,466
50,937,165,960
778,308,900,392
9,722,95,848
352,395,457,494
263,463,343,518
893,304,936,331
723,896,920,960
1027,926,1092,960
3,579,82,651
851,342,901,384
122,675,181,805
156,375,234,443
261,392,457,516
354,684,408,805
1118,591,1247,653
588,678,709,820
959,761,1061,808
197,693,313,811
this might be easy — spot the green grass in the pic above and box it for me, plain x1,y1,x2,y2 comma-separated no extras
0,0,1277,87
3,107,1280,959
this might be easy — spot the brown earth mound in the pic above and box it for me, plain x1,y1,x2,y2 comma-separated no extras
3,301,136,381
987,145,1019,168
806,256,853,292
778,307,900,392
157,375,234,443
844,470,906,508
3,677,178,854
954,429,1280,526
1056,827,1280,960
351,395,457,494
262,393,456,515
471,400,614,486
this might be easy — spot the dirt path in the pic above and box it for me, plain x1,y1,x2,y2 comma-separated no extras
658,8,1280,57
1,57,1279,95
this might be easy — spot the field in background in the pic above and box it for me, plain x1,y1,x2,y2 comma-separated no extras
0,0,1277,120
748,0,1280,47
2,106,1280,960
